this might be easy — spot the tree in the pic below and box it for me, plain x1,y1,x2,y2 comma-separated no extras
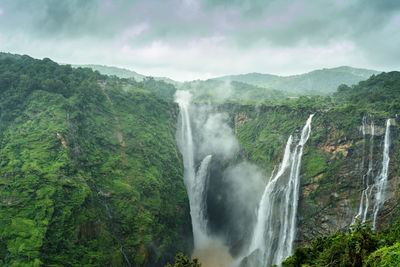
165,253,201,267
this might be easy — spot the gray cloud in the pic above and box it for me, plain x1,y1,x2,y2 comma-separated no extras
0,0,399,80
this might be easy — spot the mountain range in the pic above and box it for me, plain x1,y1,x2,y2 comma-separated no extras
79,64,380,97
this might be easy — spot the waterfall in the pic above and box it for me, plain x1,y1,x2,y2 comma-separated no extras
353,118,391,229
248,136,293,261
175,91,212,248
192,155,212,247
353,118,375,224
176,91,195,190
245,114,314,266
372,119,391,229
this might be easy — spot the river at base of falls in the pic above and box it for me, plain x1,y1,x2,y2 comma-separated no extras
192,239,233,267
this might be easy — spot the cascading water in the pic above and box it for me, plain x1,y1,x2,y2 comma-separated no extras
353,117,375,224
353,118,391,229
175,91,212,248
246,135,293,266
244,114,314,267
372,119,391,229
192,155,212,247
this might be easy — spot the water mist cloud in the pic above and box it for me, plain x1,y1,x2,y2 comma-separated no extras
213,80,233,102
199,112,239,160
223,162,265,234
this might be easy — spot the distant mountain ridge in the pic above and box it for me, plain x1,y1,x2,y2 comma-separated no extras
70,61,383,98
73,64,178,85
74,64,146,80
214,66,380,95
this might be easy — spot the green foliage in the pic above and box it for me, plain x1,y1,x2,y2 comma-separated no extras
282,221,400,267
302,148,328,183
366,242,400,266
165,253,201,267
141,77,177,100
236,104,311,170
283,221,380,267
333,71,400,116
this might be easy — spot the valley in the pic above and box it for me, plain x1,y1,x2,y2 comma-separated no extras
0,53,399,266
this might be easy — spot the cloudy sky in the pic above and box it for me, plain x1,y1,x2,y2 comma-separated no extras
0,0,399,81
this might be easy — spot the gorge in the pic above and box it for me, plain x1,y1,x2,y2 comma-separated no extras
0,54,400,266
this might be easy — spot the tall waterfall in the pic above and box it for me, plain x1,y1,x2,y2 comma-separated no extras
354,118,375,224
353,118,391,229
372,119,391,229
176,91,212,248
245,114,314,266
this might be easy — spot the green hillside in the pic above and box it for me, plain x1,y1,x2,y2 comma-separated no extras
0,54,192,266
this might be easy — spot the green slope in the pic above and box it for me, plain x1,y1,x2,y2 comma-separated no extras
0,55,192,266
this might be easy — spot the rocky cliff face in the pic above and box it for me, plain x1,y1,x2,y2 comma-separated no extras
297,117,399,245
220,102,400,250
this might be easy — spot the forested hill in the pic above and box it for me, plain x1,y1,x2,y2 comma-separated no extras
0,54,192,266
73,64,178,86
73,64,147,80
72,63,381,101
215,66,380,95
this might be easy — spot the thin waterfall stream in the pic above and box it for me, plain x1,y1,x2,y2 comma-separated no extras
372,119,391,229
354,117,375,224
353,118,391,229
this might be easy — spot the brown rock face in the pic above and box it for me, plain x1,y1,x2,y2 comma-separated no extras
297,118,400,246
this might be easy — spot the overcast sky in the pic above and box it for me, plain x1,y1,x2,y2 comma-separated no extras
0,0,399,81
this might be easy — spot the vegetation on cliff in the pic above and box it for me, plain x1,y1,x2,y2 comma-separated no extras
231,71,400,266
282,220,400,266
0,53,192,266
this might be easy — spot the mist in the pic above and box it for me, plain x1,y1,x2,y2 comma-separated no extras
175,90,268,266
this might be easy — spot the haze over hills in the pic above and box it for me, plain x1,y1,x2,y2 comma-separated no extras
214,66,381,95
76,63,381,98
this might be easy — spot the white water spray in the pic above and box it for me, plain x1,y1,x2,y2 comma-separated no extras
245,114,314,266
372,119,391,229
